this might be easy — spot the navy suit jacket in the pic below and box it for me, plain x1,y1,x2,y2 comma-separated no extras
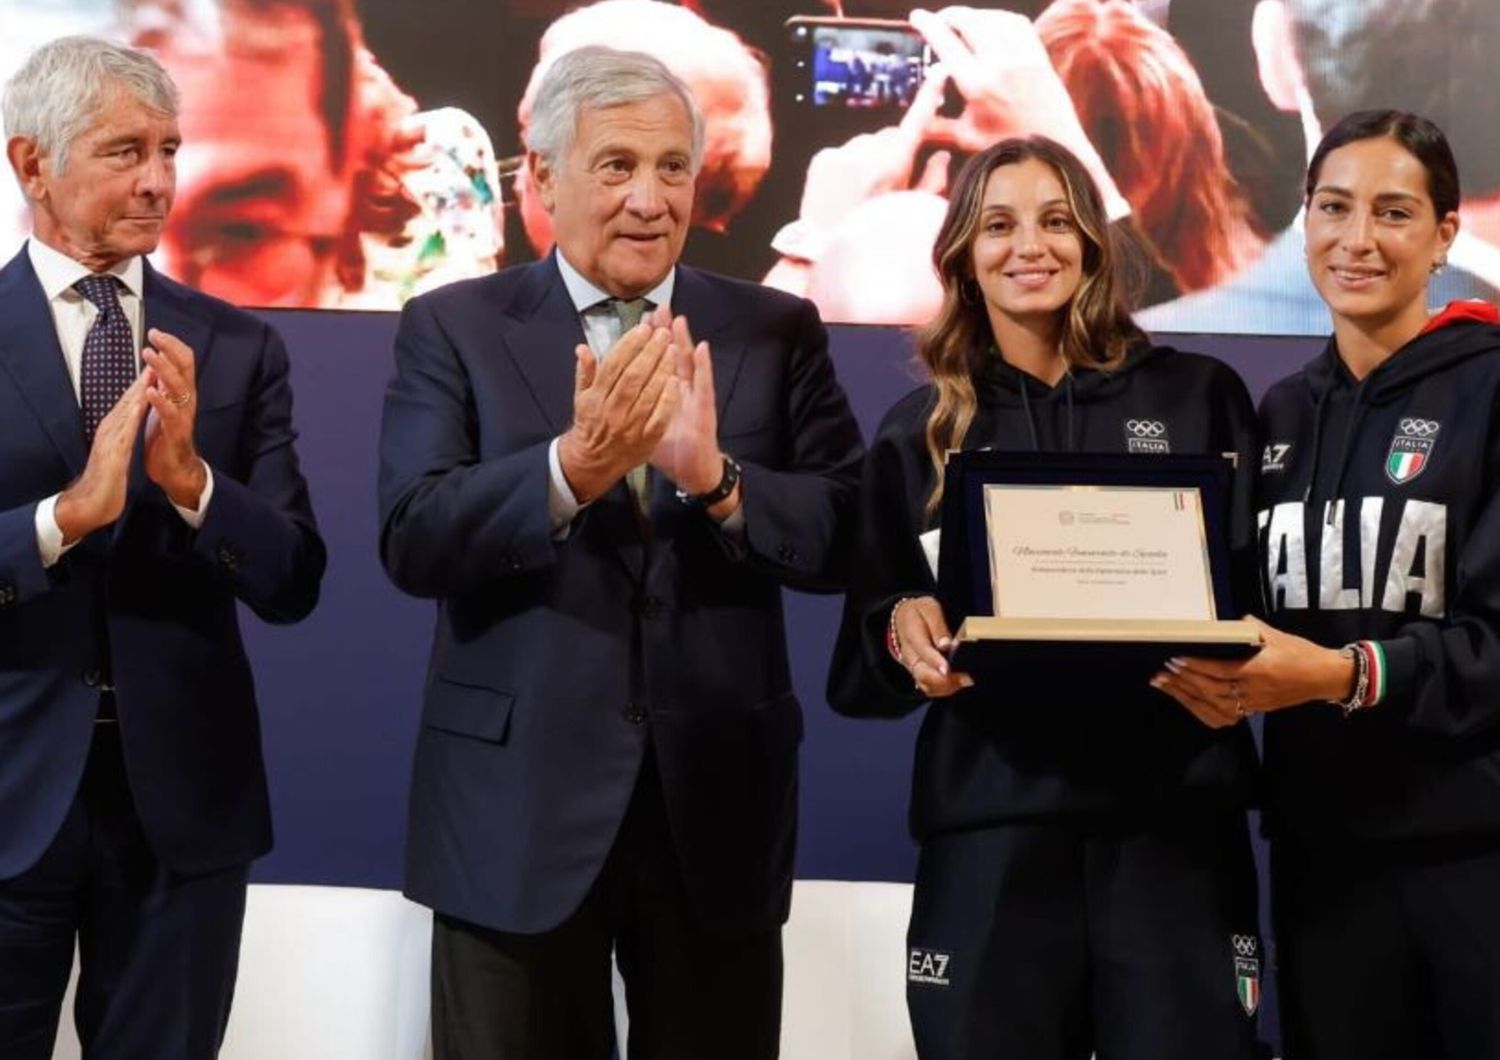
379,257,863,935
0,248,325,881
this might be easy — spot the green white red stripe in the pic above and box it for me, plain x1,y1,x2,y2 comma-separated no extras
1387,450,1426,481
1357,640,1387,706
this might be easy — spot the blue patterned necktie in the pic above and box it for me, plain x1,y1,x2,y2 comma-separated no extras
75,275,135,440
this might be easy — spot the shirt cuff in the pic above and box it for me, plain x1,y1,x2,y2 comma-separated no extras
548,437,585,538
170,462,214,529
34,493,70,569
717,504,746,542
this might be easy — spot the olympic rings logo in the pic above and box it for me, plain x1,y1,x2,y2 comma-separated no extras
1125,419,1166,437
1232,935,1259,957
1399,418,1440,437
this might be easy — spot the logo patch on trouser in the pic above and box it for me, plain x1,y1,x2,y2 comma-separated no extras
1232,934,1260,1016
908,948,952,986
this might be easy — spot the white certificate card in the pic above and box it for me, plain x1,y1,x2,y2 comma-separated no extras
983,484,1217,621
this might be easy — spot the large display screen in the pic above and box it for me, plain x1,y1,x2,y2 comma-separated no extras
2,0,1496,333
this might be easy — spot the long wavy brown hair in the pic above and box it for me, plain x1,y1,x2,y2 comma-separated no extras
918,136,1143,519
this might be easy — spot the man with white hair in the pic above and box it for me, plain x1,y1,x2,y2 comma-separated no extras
0,36,324,1058
379,44,861,1060
513,0,773,271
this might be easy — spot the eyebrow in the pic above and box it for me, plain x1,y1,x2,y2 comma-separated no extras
1312,185,1424,204
980,198,1070,213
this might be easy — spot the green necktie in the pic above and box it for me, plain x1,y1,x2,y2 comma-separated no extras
612,298,652,515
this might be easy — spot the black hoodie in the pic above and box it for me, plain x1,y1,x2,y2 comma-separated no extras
1257,305,1500,846
827,343,1261,837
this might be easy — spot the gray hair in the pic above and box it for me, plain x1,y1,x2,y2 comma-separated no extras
3,36,179,176
526,45,704,173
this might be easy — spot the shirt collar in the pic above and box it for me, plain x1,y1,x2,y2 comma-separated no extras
553,249,675,315
27,237,144,302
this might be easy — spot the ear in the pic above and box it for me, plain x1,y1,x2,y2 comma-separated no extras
527,150,557,215
1251,0,1304,115
1436,209,1460,258
6,135,45,203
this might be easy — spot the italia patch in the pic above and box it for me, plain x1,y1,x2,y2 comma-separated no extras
908,947,952,987
1386,418,1440,485
1124,418,1170,454
1232,934,1261,1017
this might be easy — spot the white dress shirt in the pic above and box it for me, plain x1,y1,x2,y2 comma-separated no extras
28,238,213,567
546,253,743,538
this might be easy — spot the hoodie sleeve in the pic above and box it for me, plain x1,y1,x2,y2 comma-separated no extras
1377,502,1500,739
826,399,937,719
1377,392,1500,738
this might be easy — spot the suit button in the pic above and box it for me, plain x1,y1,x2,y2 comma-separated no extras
637,595,665,619
623,702,648,724
216,544,239,571
777,543,799,563
0,584,15,605
82,668,101,688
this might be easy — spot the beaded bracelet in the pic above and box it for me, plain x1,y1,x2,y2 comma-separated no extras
886,598,917,665
1333,641,1388,716
1332,644,1369,716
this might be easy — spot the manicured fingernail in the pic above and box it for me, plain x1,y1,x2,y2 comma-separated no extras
1164,659,1183,674
937,661,948,676
1150,676,1165,689
960,676,975,688
1168,657,1186,669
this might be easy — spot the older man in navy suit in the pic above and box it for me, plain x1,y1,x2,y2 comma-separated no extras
0,37,324,1059
379,45,862,1060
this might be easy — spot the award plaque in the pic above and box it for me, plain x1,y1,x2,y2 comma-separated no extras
937,451,1261,688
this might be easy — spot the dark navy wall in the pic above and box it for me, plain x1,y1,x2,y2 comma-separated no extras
241,315,1323,889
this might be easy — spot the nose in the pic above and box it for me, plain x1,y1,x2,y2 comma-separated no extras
136,148,174,200
625,170,666,218
1015,221,1045,257
1340,206,1376,254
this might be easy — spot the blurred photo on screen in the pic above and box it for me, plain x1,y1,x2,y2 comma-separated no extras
4,0,1495,332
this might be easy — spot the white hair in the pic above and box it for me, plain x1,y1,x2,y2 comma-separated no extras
3,36,179,175
526,45,704,173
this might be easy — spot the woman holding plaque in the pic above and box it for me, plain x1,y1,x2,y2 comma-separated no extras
1154,111,1500,1059
827,136,1266,1060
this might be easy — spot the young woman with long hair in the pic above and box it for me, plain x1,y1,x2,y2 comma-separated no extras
828,136,1266,1060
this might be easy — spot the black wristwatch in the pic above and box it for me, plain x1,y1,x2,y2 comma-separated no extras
676,454,741,508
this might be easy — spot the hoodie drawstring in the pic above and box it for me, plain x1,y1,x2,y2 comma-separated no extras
1302,386,1331,505
1064,374,1077,453
1324,377,1370,525
1018,374,1042,452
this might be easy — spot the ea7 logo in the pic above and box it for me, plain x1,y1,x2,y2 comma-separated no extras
1124,418,1170,454
1262,443,1292,473
1386,418,1440,485
908,948,952,986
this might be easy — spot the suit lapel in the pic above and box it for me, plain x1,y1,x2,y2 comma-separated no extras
0,249,89,476
142,262,213,401
498,257,585,434
671,265,747,424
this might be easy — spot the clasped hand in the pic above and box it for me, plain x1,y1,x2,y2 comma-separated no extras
557,306,721,504
55,328,204,544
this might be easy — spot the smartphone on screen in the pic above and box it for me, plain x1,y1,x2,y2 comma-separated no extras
783,16,934,111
